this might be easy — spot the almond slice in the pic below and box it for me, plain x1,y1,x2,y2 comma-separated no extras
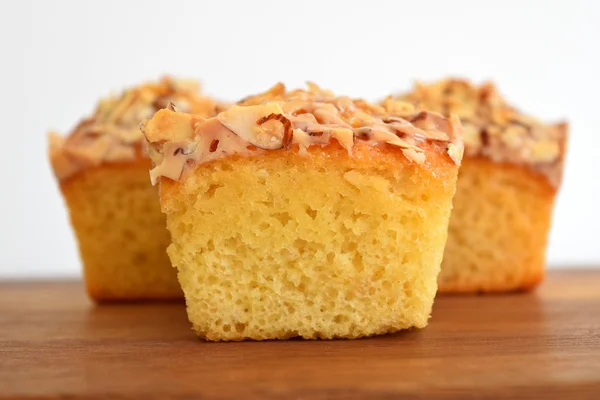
64,134,113,165
401,148,426,164
217,103,287,150
330,127,354,153
447,143,464,165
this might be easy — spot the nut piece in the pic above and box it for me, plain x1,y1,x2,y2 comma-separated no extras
365,125,422,153
104,145,137,162
238,83,286,106
530,140,560,162
65,135,113,165
330,127,354,153
167,102,181,112
48,132,65,153
447,143,464,165
257,113,293,149
143,109,196,143
217,104,287,150
149,140,194,185
381,96,416,115
461,123,481,150
401,148,426,165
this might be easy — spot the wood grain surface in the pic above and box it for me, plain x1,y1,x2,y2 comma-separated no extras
1,269,599,399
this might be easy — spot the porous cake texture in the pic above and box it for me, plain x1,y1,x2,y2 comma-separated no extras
49,77,220,301
143,83,464,340
398,79,567,293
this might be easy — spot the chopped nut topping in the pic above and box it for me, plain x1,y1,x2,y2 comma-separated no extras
447,143,464,165
397,78,567,187
49,77,221,181
401,148,426,165
256,113,294,149
217,104,288,150
144,83,464,184
167,102,181,112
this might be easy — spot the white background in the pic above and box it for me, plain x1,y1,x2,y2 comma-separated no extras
4,0,599,278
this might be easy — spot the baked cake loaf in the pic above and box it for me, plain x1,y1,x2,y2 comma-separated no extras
143,83,464,341
397,79,568,293
49,77,220,301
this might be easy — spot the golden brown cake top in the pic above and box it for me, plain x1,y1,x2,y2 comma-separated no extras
398,79,568,187
49,77,222,181
143,82,464,185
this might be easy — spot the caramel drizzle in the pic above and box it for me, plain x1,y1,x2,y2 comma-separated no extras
256,113,294,149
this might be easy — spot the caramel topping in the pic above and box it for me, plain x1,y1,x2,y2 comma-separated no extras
144,83,464,185
49,77,220,180
397,79,568,187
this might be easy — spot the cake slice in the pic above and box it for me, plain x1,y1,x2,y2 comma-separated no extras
397,79,568,293
143,83,464,340
49,77,221,301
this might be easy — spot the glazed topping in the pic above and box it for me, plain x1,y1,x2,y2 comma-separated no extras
398,79,567,186
49,77,221,180
143,83,464,185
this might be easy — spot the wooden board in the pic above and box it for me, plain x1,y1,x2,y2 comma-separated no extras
1,270,599,399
